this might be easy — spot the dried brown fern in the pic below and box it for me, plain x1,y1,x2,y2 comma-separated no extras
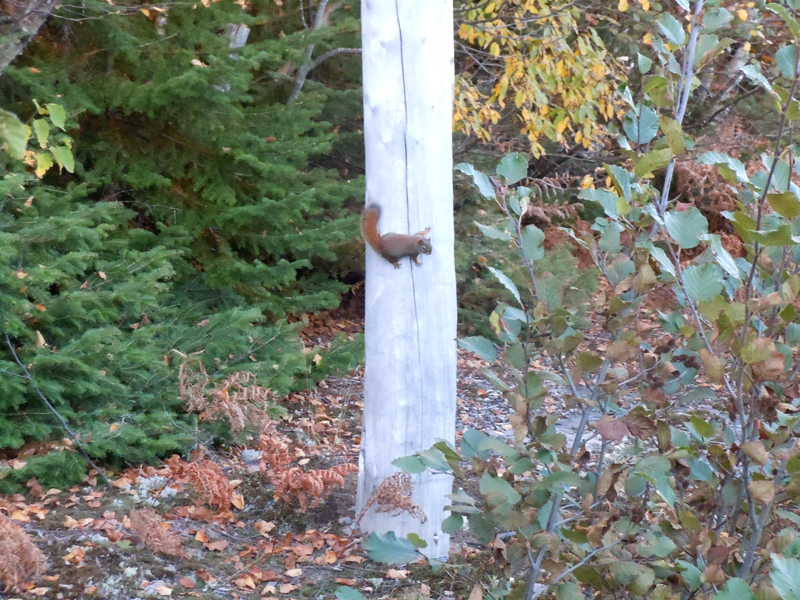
273,463,358,511
0,514,46,591
176,352,274,433
165,454,234,511
674,116,779,245
258,424,295,473
129,509,188,558
355,472,428,527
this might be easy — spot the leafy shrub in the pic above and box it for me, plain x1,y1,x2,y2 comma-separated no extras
367,4,800,599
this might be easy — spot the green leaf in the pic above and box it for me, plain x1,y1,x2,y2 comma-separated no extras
45,103,67,130
407,533,427,549
768,4,800,39
487,267,521,304
610,562,655,595
574,565,607,590
623,107,660,145
418,447,451,473
392,456,426,474
576,352,603,372
336,587,367,600
456,163,495,198
741,64,774,93
768,191,800,218
664,208,708,249
650,471,678,506
496,153,528,185
658,13,686,46
468,513,495,544
690,415,715,438
479,473,522,505
35,152,54,177
771,555,800,600
643,75,671,107
697,151,749,183
606,164,632,202
678,560,702,588
475,221,512,241
556,582,583,600
441,514,464,534
694,34,726,68
638,240,676,278
638,53,653,74
49,145,75,173
462,428,518,460
706,234,741,281
520,225,544,261
0,108,29,159
362,532,420,565
682,264,723,303
713,578,755,600
639,534,677,558
32,119,49,149
578,188,621,219
659,116,686,154
458,337,497,363
703,8,734,33
750,224,800,247
635,148,673,179
777,45,799,80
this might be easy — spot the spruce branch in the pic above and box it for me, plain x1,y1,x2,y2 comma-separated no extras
3,332,112,489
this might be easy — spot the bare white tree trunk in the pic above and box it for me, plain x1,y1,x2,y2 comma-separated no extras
356,0,456,560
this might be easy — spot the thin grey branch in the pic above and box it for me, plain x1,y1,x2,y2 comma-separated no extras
3,333,112,488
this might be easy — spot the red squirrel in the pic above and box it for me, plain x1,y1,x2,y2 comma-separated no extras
361,204,432,268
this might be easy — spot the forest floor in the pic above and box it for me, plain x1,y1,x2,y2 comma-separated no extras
3,298,718,600
0,309,511,600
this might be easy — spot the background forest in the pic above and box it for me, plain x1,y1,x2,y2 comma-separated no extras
3,0,800,599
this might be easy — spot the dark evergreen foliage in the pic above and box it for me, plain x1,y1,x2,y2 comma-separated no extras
0,0,364,490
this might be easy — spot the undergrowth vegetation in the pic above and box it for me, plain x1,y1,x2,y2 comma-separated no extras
361,2,800,599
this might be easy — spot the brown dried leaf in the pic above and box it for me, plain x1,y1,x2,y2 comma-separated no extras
748,480,775,505
621,411,657,439
752,352,785,382
742,441,769,466
707,543,729,566
699,349,725,384
596,415,630,441
607,340,636,362
386,569,408,579
468,583,483,600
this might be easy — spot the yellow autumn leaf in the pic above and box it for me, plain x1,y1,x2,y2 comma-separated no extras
618,0,628,11
639,0,650,9
743,41,751,53
737,9,748,21
556,119,569,134
643,32,652,45
489,41,500,56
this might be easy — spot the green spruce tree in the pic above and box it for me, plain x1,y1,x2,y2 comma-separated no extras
0,0,364,490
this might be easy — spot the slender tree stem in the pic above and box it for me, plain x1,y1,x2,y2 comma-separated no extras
4,334,112,489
